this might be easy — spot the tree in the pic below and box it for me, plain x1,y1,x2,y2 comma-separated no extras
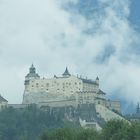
101,120,130,140
76,128,99,140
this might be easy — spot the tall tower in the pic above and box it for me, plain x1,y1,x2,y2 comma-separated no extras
62,67,71,77
24,64,40,86
23,64,40,104
96,76,99,85
136,102,140,114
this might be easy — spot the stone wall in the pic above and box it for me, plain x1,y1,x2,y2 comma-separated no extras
95,104,128,122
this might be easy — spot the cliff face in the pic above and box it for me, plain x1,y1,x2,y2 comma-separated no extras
39,103,126,129
8,102,127,130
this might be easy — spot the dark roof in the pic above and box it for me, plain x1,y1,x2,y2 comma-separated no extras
96,76,99,80
26,64,40,78
95,97,106,100
0,95,8,102
80,78,97,85
97,90,106,95
77,90,106,95
62,67,71,76
25,73,40,78
77,91,97,93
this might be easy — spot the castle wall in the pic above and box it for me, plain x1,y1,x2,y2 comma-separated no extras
106,100,121,113
0,101,8,110
83,83,98,92
38,99,78,108
23,74,100,105
95,104,127,122
24,75,84,98
77,91,97,104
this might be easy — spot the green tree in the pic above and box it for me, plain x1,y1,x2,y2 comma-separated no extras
101,120,131,140
76,128,99,140
130,122,140,140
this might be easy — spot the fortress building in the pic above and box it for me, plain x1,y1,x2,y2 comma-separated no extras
0,64,127,129
0,64,128,129
22,64,121,113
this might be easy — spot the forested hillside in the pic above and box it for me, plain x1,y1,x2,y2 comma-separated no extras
0,106,78,140
0,106,140,140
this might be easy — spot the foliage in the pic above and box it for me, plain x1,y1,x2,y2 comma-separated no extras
101,120,140,140
40,128,99,140
0,105,64,140
40,120,140,140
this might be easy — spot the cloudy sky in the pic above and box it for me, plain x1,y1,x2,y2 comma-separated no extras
0,0,140,108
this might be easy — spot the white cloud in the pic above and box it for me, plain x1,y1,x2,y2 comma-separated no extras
0,0,140,105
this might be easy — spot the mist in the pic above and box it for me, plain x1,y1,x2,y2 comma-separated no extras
0,0,140,107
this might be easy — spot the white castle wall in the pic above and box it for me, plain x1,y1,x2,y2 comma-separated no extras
24,75,87,97
23,74,99,104
95,104,126,122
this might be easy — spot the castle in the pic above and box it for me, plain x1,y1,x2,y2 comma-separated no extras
23,64,121,113
0,64,129,129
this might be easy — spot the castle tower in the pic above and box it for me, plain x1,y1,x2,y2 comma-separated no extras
136,102,140,114
62,67,71,77
96,76,99,85
29,64,36,74
24,64,40,85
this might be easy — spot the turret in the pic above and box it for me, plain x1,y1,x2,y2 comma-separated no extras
96,76,99,85
136,102,140,114
62,67,71,77
29,64,36,74
24,64,40,85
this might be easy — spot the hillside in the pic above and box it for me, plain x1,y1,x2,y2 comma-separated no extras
0,105,140,140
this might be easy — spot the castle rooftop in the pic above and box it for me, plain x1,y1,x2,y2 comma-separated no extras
0,95,8,103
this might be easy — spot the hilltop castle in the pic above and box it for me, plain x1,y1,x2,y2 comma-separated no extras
0,64,128,129
23,64,121,113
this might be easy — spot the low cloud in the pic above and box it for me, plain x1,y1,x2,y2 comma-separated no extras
0,0,140,105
